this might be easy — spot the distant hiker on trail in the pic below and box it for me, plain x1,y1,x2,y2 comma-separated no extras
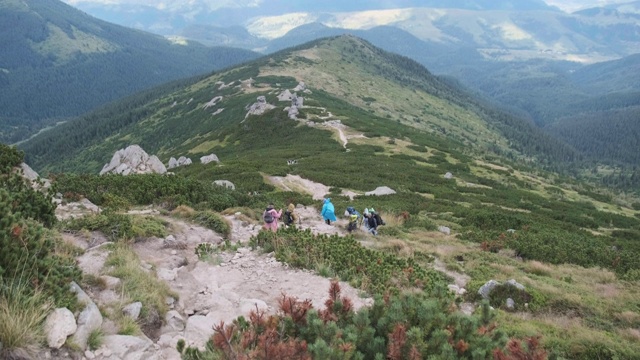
365,212,378,236
263,203,282,232
284,203,299,227
321,198,337,225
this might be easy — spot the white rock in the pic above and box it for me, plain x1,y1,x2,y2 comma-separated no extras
444,172,454,179
165,311,185,331
213,180,235,190
200,154,220,165
365,186,396,196
44,308,77,349
122,302,142,320
438,226,451,235
100,145,167,175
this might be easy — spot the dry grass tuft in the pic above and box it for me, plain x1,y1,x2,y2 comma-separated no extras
380,239,414,257
618,328,640,342
171,205,196,218
594,283,620,298
615,311,640,326
524,260,553,277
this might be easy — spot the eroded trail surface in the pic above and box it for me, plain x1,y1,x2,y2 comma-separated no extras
52,205,370,360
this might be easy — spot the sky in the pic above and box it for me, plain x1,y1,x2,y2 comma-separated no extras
62,0,633,13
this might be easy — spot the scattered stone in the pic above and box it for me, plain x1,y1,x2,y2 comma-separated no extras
163,235,187,250
102,335,153,360
438,226,451,235
200,153,220,165
506,298,515,310
212,108,224,116
444,172,453,179
100,145,167,175
44,308,77,349
122,302,142,320
506,229,516,233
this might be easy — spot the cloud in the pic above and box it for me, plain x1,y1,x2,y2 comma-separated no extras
63,0,263,11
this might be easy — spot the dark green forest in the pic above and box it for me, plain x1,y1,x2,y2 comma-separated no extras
0,0,258,143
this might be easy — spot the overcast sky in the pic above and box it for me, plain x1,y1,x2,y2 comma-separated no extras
62,0,632,13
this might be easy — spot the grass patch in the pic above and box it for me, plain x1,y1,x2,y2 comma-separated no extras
87,329,104,351
105,244,177,334
0,277,52,360
131,215,170,239
117,316,141,336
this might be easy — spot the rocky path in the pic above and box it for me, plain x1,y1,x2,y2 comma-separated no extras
49,195,473,359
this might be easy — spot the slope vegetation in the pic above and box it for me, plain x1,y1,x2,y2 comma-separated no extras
0,0,258,143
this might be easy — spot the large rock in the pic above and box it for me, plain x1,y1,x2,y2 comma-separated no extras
122,302,142,320
213,180,235,190
293,81,306,92
200,154,219,165
245,96,275,118
438,226,451,235
478,280,500,299
277,89,293,101
44,308,77,349
100,145,167,175
506,279,526,290
167,156,193,169
365,186,396,196
70,282,103,350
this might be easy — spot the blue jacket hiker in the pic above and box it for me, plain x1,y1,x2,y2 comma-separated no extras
321,198,337,225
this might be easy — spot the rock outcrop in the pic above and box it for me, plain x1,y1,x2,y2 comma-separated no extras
168,156,193,169
100,145,166,175
202,96,222,109
245,96,275,118
293,81,306,92
365,186,397,196
277,89,293,101
69,282,103,350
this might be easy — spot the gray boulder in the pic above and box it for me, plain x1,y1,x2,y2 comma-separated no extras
213,180,235,190
122,302,142,320
506,279,526,290
506,298,515,310
478,280,500,299
245,96,276,118
69,282,103,350
44,308,77,349
277,89,293,101
293,81,306,92
165,310,185,332
200,154,219,165
168,156,193,169
100,145,167,175
444,172,453,179
365,186,396,196
438,226,451,235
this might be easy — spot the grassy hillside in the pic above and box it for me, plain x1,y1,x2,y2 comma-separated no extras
14,35,640,359
0,0,258,143
21,35,577,174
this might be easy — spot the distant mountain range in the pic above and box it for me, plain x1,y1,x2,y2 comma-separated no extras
0,0,258,143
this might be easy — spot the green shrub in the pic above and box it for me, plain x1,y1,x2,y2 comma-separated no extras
193,211,231,237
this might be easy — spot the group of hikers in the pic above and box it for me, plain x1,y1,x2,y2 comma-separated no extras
262,198,384,235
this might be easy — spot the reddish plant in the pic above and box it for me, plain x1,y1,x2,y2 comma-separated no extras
279,293,313,325
387,324,408,360
493,336,547,360
319,280,353,323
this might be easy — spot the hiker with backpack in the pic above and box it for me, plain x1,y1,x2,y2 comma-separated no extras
321,198,337,225
346,206,363,232
284,203,299,227
365,212,378,236
369,207,385,226
263,203,282,232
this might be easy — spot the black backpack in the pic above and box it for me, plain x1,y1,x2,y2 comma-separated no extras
263,210,275,224
284,210,294,225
